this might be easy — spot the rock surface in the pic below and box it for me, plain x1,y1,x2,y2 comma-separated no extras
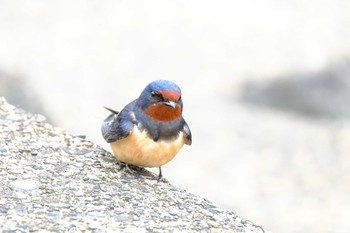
0,97,264,232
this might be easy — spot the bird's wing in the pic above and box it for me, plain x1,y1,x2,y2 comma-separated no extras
183,121,192,145
101,102,136,143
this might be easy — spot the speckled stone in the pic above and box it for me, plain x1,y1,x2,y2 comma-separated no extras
10,179,38,191
0,97,265,233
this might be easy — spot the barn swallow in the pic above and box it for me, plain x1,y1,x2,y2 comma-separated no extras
101,80,192,180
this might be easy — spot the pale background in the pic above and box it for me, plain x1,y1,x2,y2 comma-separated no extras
1,1,350,232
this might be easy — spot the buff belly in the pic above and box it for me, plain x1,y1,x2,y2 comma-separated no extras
110,127,185,167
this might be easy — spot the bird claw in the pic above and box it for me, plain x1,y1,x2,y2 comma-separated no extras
117,162,168,182
156,166,168,182
123,164,135,174
117,161,136,175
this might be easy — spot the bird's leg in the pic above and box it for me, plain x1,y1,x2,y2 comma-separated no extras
157,166,163,182
124,164,135,174
117,161,135,174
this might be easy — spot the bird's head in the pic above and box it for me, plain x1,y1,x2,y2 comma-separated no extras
138,80,183,122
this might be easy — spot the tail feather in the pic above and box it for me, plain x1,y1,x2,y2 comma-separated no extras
104,106,119,115
102,107,119,141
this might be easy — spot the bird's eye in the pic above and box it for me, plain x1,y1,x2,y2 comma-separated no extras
151,91,161,98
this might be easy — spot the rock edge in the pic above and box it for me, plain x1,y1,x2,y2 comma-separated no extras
0,97,265,232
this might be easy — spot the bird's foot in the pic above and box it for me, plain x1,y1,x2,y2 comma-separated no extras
157,167,168,182
124,164,135,174
117,161,136,175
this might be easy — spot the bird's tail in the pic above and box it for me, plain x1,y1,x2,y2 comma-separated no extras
104,106,119,115
101,107,120,140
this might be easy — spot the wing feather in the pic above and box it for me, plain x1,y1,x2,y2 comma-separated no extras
101,103,136,143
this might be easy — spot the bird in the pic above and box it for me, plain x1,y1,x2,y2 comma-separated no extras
101,80,192,180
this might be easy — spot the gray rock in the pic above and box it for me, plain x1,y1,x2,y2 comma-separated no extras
0,97,265,232
10,179,38,191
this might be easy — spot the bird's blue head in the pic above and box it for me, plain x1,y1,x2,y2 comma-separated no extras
138,80,183,122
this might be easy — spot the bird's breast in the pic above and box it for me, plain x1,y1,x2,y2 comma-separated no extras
110,126,185,167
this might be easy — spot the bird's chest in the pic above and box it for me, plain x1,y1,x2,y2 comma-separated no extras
110,126,185,167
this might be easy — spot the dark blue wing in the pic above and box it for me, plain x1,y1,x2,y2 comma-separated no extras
101,101,136,143
183,121,192,145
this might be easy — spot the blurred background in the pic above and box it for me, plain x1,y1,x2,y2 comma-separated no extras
1,1,350,232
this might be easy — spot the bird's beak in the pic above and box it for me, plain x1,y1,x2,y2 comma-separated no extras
163,101,176,108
